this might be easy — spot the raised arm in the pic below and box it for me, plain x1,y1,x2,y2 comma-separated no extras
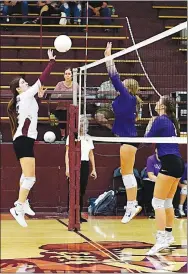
104,42,130,98
25,49,56,97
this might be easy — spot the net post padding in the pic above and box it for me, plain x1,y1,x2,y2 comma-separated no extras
68,105,81,231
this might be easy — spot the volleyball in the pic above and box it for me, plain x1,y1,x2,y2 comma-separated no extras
44,131,56,143
54,35,72,52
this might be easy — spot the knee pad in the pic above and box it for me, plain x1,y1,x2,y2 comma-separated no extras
20,174,25,185
181,186,187,195
21,177,36,191
152,197,165,210
164,198,173,209
122,174,137,189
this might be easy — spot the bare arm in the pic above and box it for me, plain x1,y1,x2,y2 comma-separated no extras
65,145,69,177
147,172,157,182
89,150,97,179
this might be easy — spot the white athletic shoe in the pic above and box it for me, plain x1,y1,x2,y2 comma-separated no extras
10,207,28,227
179,208,186,217
166,232,175,246
146,232,169,256
15,199,35,216
121,205,142,224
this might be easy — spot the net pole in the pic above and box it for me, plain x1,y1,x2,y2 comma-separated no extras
68,68,81,231
73,68,78,106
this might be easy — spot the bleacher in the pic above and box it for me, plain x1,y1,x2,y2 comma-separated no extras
152,1,187,52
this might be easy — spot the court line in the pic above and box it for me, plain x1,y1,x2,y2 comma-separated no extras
57,219,137,273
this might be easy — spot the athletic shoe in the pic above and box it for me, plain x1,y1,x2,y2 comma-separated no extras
10,207,28,227
166,232,175,246
80,217,87,223
15,200,35,216
174,208,181,218
121,205,142,224
146,232,169,256
179,208,186,217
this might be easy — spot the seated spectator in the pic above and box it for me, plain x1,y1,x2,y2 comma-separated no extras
2,1,28,23
142,149,161,218
178,163,187,216
95,79,115,130
58,0,82,25
83,1,111,30
52,67,78,140
25,1,55,24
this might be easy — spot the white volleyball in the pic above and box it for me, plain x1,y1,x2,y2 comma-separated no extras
54,35,72,52
44,131,56,143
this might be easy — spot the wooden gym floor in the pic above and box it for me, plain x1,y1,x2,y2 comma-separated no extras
1,214,187,273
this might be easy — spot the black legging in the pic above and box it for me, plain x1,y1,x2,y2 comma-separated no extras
67,161,90,214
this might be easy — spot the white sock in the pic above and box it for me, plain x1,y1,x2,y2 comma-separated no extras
166,230,172,236
127,200,137,209
15,202,24,212
157,230,166,236
179,205,183,210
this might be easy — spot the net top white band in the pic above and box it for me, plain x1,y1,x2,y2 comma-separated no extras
80,136,187,144
79,21,187,71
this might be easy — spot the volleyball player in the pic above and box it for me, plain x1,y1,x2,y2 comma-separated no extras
7,49,56,227
145,96,184,255
104,42,142,224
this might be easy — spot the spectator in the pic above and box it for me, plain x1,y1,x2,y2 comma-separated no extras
178,163,187,216
65,115,97,222
83,1,111,30
24,1,55,24
95,79,115,130
58,1,82,25
2,1,28,23
142,149,161,217
51,67,78,140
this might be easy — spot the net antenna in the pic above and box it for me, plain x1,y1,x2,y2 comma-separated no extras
125,17,161,98
80,21,187,71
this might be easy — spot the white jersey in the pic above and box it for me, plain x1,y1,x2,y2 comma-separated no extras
13,80,42,141
66,134,94,161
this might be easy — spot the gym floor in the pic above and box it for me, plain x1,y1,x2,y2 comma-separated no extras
1,214,187,273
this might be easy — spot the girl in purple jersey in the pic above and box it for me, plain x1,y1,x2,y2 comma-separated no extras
105,42,142,224
145,95,184,255
7,49,56,228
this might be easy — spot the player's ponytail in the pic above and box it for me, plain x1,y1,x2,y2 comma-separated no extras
123,78,143,114
7,77,21,137
162,95,180,137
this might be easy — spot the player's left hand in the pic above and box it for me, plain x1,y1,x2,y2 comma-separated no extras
104,42,112,57
90,170,97,180
47,49,56,60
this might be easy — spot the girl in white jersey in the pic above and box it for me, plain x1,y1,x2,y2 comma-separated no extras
7,49,56,227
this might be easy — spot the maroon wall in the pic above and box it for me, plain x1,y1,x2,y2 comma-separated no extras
0,143,187,212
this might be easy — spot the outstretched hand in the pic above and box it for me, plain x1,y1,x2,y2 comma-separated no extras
47,49,56,60
104,42,112,57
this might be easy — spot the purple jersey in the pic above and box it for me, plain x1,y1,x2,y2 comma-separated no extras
110,74,137,137
146,115,181,158
146,154,161,176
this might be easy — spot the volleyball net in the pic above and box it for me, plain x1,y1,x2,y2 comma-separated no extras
68,21,187,230
74,20,187,142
